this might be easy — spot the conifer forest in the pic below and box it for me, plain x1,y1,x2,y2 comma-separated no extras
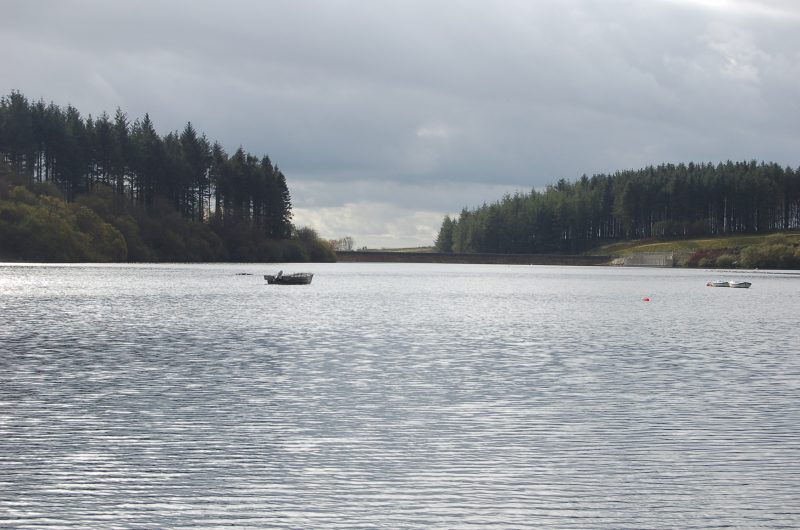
436,161,800,255
0,91,333,262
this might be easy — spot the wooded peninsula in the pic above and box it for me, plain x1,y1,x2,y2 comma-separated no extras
0,91,333,262
435,161,800,269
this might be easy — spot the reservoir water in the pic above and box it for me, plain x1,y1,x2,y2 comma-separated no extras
1,263,799,529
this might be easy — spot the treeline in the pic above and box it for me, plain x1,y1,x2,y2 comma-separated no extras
436,161,800,254
0,163,333,262
0,91,333,262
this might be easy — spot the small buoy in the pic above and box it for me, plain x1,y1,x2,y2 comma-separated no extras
642,297,651,302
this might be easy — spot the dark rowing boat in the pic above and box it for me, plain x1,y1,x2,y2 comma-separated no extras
264,271,313,285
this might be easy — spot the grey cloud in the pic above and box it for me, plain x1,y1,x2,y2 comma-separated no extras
3,0,799,246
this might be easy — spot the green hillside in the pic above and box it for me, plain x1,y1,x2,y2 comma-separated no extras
590,232,800,269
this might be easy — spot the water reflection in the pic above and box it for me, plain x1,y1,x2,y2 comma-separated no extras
1,263,798,528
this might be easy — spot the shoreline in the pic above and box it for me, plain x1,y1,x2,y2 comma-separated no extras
335,251,610,266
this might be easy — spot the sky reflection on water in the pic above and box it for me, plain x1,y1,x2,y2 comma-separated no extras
1,263,799,528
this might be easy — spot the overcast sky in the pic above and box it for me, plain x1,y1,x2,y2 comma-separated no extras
3,0,799,247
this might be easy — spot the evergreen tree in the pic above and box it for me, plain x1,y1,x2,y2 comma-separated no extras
435,215,454,252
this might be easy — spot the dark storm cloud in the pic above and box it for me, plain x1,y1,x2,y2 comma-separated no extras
2,0,799,246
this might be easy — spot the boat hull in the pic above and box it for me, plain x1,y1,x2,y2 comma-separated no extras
706,280,752,288
264,273,313,285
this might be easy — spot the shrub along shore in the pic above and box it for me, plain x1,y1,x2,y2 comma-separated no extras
0,166,334,263
593,232,800,269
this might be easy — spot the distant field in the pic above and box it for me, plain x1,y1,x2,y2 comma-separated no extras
372,246,437,253
589,231,800,257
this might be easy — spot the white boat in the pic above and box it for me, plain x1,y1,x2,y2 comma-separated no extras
728,280,752,288
706,280,729,287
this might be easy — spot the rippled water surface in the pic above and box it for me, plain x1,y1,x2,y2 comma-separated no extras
1,263,799,529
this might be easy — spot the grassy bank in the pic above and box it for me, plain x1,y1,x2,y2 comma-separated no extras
590,232,800,269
